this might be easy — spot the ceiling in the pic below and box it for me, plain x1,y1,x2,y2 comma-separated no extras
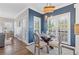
0,3,72,19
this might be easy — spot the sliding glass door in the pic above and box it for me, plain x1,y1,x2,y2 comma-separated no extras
57,12,71,45
46,12,71,45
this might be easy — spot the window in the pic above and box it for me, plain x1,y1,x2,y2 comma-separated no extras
34,16,41,33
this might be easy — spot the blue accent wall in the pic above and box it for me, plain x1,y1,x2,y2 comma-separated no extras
44,4,75,46
41,15,47,33
28,8,44,43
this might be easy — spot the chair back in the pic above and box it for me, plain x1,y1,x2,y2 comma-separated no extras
34,32,40,44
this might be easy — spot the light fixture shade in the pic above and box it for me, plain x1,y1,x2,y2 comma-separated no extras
74,24,79,35
43,6,55,13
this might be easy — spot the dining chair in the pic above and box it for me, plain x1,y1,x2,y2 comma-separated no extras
49,39,62,55
34,32,47,55
61,44,75,55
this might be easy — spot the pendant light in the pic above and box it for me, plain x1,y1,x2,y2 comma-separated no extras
43,3,55,13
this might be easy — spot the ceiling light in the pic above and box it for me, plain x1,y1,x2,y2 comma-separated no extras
43,3,55,13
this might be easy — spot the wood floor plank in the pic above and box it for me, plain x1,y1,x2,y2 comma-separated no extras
0,38,32,55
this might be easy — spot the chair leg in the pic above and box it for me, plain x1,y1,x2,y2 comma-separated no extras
34,46,36,55
11,37,14,44
46,45,49,53
73,49,76,55
58,46,61,55
60,47,62,55
38,48,40,55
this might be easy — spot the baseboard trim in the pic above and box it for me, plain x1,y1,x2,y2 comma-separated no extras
14,36,34,46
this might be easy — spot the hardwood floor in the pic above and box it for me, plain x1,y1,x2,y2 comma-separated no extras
0,38,32,55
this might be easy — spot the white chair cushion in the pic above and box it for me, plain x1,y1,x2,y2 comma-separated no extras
39,41,47,47
49,40,59,47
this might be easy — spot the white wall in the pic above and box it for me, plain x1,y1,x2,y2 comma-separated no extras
75,4,79,54
14,9,29,44
75,4,79,24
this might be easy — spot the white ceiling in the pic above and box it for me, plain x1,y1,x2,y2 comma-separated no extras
0,3,72,19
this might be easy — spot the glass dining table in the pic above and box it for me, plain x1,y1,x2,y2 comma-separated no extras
41,34,54,53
